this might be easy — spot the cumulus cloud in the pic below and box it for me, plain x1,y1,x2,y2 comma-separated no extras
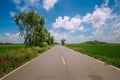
49,27,120,43
29,0,39,6
53,16,84,33
49,29,89,43
82,13,91,23
51,0,120,43
12,0,41,11
43,0,58,11
53,5,115,32
12,0,58,11
13,0,21,4
16,5,29,12
82,6,114,28
114,22,120,28
101,0,109,7
78,26,84,31
49,29,93,43
49,30,68,43
0,32,23,43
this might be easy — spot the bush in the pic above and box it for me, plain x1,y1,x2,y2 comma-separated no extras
0,44,37,78
41,42,48,47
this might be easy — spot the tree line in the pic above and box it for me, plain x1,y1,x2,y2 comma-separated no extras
14,10,54,47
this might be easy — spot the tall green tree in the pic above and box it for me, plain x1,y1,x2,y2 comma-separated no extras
14,10,48,46
50,36,54,44
46,32,54,45
46,32,51,45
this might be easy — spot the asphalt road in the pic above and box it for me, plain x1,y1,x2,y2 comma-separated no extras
1,45,120,80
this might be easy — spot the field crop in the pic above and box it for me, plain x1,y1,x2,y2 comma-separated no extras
65,44,120,68
0,44,54,78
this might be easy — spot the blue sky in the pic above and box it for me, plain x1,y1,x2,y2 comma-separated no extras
0,0,120,43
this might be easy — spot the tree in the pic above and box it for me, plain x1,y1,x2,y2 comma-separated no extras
46,32,51,45
14,10,49,47
61,39,66,45
46,32,54,45
50,36,54,44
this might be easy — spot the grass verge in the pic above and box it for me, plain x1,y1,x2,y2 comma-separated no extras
0,44,55,78
65,44,120,68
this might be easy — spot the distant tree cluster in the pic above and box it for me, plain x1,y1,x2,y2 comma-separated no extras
61,39,66,45
14,10,54,47
83,40,107,44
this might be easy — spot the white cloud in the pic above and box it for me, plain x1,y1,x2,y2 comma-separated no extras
114,22,120,28
0,32,23,43
49,30,68,43
16,5,29,12
13,0,21,4
82,6,114,28
12,0,58,11
10,11,16,17
49,29,91,43
78,26,84,31
51,0,120,43
53,15,84,33
49,25,120,43
101,0,109,7
12,0,41,11
53,4,115,33
24,0,40,7
29,0,39,6
43,0,58,11
82,13,91,23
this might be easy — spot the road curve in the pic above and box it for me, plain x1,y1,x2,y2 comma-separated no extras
1,45,120,80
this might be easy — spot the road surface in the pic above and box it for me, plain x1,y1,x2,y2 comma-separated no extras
1,45,120,80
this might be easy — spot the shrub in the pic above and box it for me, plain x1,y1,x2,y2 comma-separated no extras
41,42,48,47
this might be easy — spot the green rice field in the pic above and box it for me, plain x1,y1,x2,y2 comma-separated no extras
65,44,120,68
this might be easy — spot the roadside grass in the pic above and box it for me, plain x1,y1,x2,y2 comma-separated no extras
0,44,54,78
65,44,120,68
